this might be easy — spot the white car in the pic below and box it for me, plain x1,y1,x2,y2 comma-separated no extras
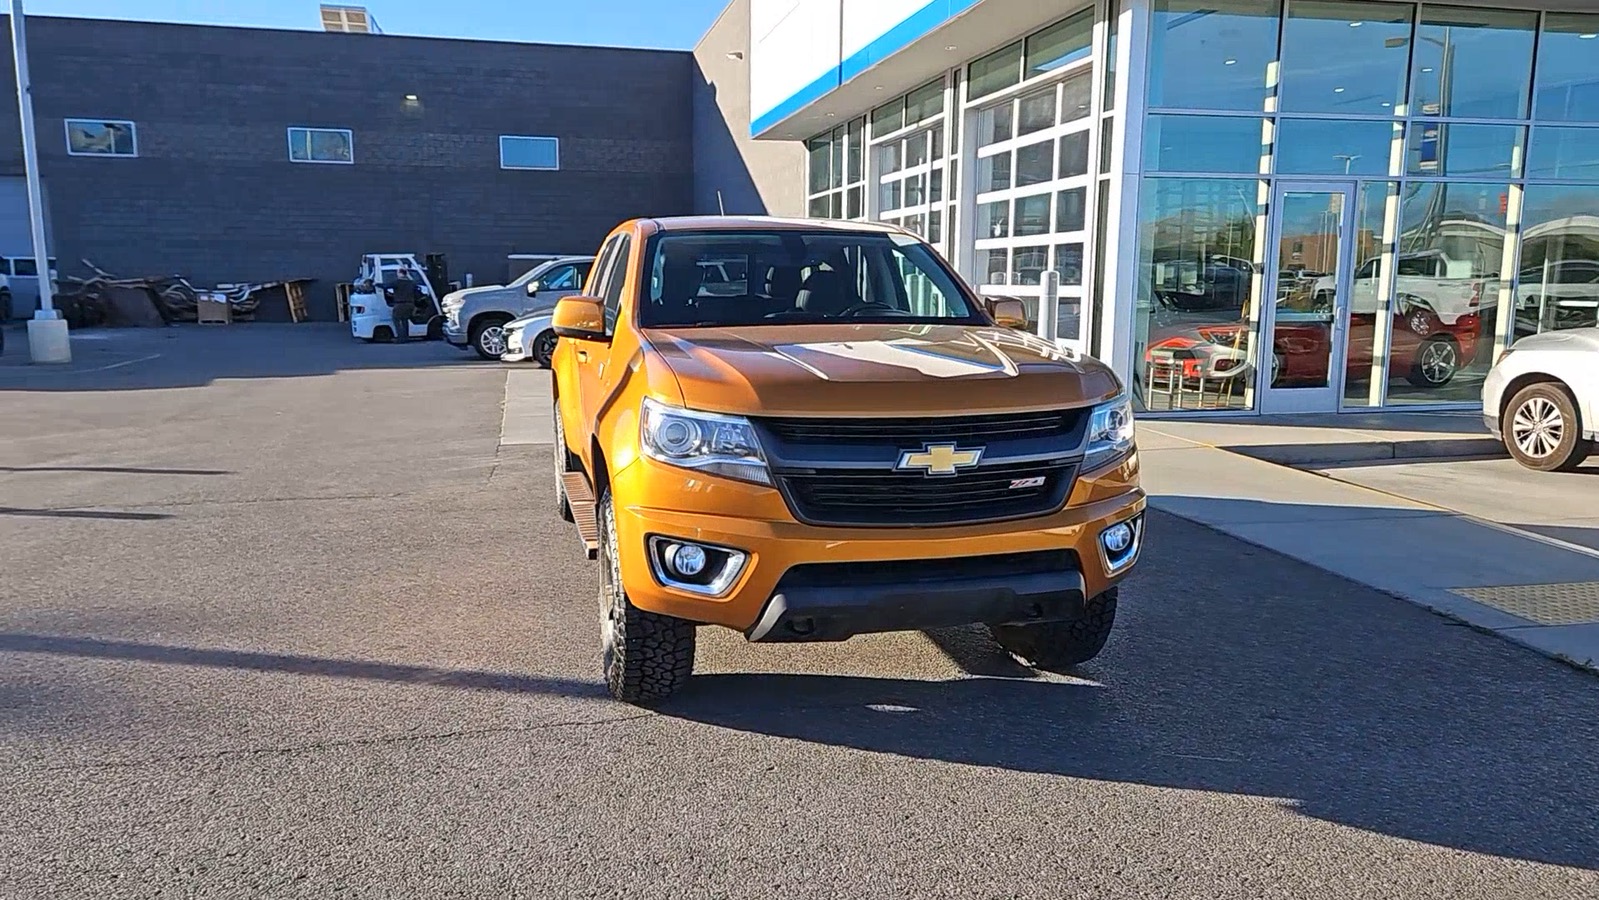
1483,327,1598,472
500,310,558,367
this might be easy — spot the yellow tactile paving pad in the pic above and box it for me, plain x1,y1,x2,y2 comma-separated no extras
1453,582,1599,626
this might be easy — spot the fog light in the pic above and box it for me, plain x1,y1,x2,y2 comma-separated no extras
665,542,707,577
1102,523,1134,555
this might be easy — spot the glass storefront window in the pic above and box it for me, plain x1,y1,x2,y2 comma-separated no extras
1134,178,1263,412
880,179,903,213
1527,126,1599,181
970,41,1023,101
1019,87,1058,135
1060,131,1090,178
1279,1,1412,116
1014,246,1049,285
1144,114,1264,173
1057,187,1087,232
1062,71,1093,124
1385,181,1509,405
871,99,904,137
1275,118,1397,176
978,152,1012,192
1016,194,1052,236
878,142,903,177
979,200,1009,239
1410,6,1536,120
905,80,945,125
1342,182,1399,409
1534,14,1599,122
1054,243,1085,286
1149,0,1279,112
847,119,864,183
846,187,863,219
1103,9,1119,112
1016,140,1054,186
978,248,1008,285
1027,8,1093,77
978,103,1013,147
807,138,831,195
1406,123,1525,178
1518,184,1599,338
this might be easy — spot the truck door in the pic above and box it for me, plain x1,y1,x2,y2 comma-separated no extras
573,235,632,473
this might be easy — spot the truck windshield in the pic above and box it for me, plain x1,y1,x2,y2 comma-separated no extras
639,231,984,328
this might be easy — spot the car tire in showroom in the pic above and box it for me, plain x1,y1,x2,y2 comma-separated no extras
1504,382,1592,473
1406,334,1460,388
989,588,1117,671
597,488,695,704
469,315,512,361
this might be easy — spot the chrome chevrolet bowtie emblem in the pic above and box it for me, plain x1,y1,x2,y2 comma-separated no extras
897,443,984,477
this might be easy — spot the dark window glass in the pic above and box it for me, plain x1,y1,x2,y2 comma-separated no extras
1149,0,1279,111
847,118,864,183
807,136,831,195
1018,88,1057,135
1061,71,1093,123
1016,194,1052,236
1534,14,1599,122
905,80,945,125
1059,131,1090,178
1527,126,1599,181
979,102,1013,147
979,152,1012,193
1145,114,1264,173
1026,8,1093,77
1407,122,1524,177
1054,243,1085,286
1057,187,1087,232
979,199,1010,238
871,99,905,136
1016,140,1054,187
1275,118,1397,176
969,41,1023,101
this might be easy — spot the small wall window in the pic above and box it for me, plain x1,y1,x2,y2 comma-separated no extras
288,127,354,164
66,119,137,157
501,136,560,171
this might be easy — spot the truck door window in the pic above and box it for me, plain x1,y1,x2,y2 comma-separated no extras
600,236,632,332
543,265,580,291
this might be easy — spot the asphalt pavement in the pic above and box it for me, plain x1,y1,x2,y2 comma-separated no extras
2,325,1597,898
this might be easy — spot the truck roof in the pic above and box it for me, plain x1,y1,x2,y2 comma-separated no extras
646,216,901,235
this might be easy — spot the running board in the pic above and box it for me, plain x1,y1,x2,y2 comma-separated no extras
562,472,600,559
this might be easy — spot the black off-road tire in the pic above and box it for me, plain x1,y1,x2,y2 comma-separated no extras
1504,383,1592,473
989,588,1118,671
597,489,695,704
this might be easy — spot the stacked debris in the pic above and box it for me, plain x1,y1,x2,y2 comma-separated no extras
53,261,306,327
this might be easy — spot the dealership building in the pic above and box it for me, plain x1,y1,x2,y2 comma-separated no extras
4,1,1598,416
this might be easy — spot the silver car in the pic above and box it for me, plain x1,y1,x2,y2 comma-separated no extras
500,310,559,367
441,255,594,360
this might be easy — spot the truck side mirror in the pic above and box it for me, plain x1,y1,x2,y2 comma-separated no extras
988,298,1028,330
552,296,607,341
526,280,541,297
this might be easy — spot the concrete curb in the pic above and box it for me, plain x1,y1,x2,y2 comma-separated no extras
1227,437,1507,466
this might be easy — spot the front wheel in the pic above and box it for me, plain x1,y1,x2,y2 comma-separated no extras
989,589,1117,671
1504,383,1592,472
597,489,696,704
1406,335,1460,387
553,404,574,522
469,317,511,361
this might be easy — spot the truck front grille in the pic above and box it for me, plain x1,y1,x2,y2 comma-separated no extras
778,460,1076,527
759,409,1080,445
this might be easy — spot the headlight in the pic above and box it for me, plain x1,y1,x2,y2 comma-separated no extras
1083,393,1135,471
640,398,771,485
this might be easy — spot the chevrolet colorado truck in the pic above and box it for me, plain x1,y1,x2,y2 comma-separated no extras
551,216,1145,704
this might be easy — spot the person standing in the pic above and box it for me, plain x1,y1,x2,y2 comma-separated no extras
388,268,420,343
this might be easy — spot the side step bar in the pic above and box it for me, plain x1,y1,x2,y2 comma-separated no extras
562,472,600,559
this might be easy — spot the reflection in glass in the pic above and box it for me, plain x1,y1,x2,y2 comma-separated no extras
1409,7,1536,120
1269,190,1346,391
829,129,844,189
930,169,944,203
979,200,1009,239
1019,88,1058,135
1135,178,1262,412
905,80,944,125
1274,118,1397,176
1062,71,1093,123
1059,131,1090,178
1016,141,1054,186
979,103,1013,147
1145,114,1264,173
847,118,864,182
1534,14,1599,122
1343,182,1399,408
1279,1,1411,115
1517,185,1599,338
871,100,904,137
905,173,925,207
807,137,830,194
1526,126,1599,180
978,248,1008,285
880,179,903,213
929,210,943,245
970,41,1023,101
878,142,903,176
1016,194,1052,237
1013,246,1049,286
1057,187,1087,232
846,187,863,219
1054,243,1085,286
1406,123,1524,177
1385,182,1507,404
906,133,929,168
1149,0,1280,112
978,152,1012,193
1027,8,1093,77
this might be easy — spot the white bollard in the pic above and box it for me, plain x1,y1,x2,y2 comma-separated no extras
27,310,70,364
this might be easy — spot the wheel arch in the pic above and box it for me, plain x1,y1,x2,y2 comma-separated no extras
1499,372,1577,426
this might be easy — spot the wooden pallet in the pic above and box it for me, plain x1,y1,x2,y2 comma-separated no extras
335,283,354,322
562,471,600,559
286,281,309,323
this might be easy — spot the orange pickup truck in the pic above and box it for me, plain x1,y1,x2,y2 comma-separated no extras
550,216,1144,704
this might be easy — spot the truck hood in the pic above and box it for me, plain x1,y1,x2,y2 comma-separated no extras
442,284,510,306
645,324,1122,417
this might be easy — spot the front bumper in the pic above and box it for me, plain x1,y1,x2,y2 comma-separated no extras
610,453,1145,635
442,316,468,347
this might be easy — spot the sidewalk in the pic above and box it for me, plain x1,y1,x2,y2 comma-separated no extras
1138,413,1599,672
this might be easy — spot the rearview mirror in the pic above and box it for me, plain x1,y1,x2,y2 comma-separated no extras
988,298,1028,330
552,296,607,341
526,280,541,297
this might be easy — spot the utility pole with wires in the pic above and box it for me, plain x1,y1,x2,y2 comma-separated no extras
10,0,70,362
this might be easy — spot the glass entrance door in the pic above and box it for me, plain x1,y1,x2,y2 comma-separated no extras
1258,182,1358,414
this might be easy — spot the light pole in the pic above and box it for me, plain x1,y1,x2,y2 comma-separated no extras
10,0,69,363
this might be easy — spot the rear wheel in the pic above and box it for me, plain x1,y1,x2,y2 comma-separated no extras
532,330,559,368
372,325,394,343
1504,383,1591,472
469,316,512,360
597,489,696,704
989,589,1118,671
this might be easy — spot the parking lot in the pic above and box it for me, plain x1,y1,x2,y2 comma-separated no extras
3,325,1598,897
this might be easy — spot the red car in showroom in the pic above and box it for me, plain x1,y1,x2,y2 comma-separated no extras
1146,303,1480,393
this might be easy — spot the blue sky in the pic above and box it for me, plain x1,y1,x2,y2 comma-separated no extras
24,0,730,49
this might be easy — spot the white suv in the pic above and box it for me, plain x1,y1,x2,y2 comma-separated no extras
1483,327,1598,472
